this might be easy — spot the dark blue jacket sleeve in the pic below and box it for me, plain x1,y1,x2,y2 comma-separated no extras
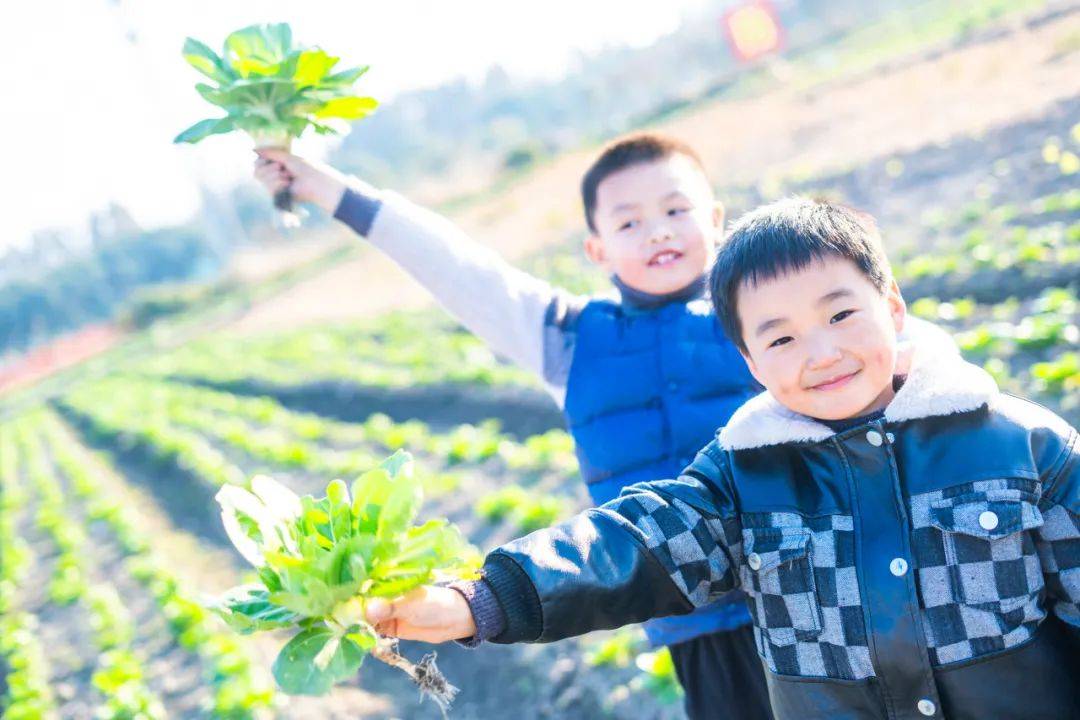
480,442,742,643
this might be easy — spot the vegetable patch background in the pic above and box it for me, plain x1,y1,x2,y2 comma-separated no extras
1,2,1078,718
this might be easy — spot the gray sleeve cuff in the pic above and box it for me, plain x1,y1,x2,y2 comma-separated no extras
541,290,587,397
333,186,383,237
447,578,508,648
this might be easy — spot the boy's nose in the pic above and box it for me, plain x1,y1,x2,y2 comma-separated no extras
805,342,843,370
647,224,674,244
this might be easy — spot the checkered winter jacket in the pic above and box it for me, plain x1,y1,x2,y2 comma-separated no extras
478,339,1080,719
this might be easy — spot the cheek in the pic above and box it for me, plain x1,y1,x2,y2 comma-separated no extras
871,345,898,380
614,252,647,276
861,326,898,373
680,214,711,245
601,237,640,265
754,353,802,395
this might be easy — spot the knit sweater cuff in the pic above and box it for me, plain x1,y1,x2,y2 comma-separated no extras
447,578,507,648
482,552,544,643
333,186,383,237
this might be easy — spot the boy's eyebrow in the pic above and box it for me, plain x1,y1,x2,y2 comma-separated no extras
754,289,856,337
755,317,788,337
609,191,692,215
818,288,855,305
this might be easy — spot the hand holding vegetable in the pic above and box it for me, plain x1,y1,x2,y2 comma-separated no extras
365,586,477,644
253,149,348,215
210,451,480,713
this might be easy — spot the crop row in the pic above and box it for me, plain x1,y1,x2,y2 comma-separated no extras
127,311,534,391
2,412,278,718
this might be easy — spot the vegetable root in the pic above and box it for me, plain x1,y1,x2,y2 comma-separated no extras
372,637,458,718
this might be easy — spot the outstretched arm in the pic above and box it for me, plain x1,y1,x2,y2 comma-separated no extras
366,443,742,645
254,150,576,386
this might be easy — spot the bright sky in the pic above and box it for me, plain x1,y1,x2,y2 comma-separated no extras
5,0,714,252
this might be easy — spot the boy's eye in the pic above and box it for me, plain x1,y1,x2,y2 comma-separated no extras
768,336,793,348
667,207,690,216
618,220,638,231
830,309,856,324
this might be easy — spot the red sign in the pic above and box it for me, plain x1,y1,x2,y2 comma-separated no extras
722,1,784,63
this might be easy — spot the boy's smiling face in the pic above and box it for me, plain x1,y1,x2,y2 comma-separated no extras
586,155,722,295
736,256,907,420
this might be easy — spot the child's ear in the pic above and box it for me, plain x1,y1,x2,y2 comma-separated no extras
712,201,726,231
886,278,906,334
584,233,608,268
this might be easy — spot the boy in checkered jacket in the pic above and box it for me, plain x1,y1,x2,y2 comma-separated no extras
366,198,1080,719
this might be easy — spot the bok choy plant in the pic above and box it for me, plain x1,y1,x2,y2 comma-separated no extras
209,451,479,712
174,22,376,225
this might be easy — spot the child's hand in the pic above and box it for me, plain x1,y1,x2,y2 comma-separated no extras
365,586,477,644
253,149,350,214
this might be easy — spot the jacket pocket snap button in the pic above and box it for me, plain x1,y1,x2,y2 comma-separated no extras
866,430,883,446
979,510,999,531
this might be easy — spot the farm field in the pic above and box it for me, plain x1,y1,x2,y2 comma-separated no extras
2,4,1078,719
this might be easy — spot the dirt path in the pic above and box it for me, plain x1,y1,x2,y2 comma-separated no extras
225,7,1080,333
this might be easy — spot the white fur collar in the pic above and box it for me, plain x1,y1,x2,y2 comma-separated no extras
717,321,998,451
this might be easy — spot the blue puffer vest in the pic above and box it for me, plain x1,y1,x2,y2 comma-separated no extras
563,289,761,647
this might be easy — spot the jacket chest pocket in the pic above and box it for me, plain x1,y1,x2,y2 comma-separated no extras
742,527,823,646
922,488,1045,611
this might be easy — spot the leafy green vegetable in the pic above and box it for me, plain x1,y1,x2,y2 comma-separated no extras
174,22,377,222
175,22,376,148
211,451,478,707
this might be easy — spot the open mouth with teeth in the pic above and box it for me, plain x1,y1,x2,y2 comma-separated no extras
648,249,684,267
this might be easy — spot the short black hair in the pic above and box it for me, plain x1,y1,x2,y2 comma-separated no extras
581,132,707,233
710,197,891,351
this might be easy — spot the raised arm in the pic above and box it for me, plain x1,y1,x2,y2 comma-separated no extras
254,150,580,389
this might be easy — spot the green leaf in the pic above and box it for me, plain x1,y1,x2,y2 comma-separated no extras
365,573,428,598
346,629,377,652
211,584,300,634
351,468,393,534
258,566,283,592
272,625,367,695
293,48,340,86
377,470,422,541
380,450,413,478
313,96,377,121
323,65,370,86
325,480,355,542
199,82,268,111
173,117,235,144
269,584,332,618
181,38,234,83
330,534,375,584
224,23,293,75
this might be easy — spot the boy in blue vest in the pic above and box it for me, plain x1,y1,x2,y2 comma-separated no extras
362,198,1080,719
255,133,772,718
